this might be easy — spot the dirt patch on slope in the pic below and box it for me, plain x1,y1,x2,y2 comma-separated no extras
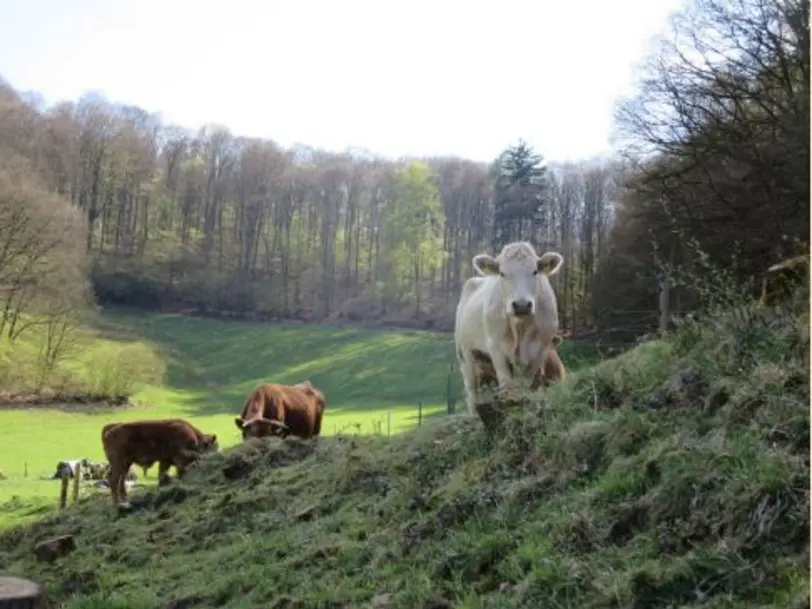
0,392,133,413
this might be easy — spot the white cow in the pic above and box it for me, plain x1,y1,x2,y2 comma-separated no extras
454,241,564,416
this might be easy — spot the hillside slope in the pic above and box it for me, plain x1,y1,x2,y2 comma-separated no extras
0,296,808,609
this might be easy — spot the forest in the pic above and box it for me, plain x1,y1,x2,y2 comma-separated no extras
0,0,807,345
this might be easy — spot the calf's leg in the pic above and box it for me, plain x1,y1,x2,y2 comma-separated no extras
157,460,172,486
106,463,120,506
108,460,131,508
118,469,129,505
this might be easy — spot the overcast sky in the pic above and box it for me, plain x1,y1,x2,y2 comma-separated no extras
0,0,683,163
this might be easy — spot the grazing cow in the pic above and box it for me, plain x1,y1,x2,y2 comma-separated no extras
101,419,218,508
52,459,88,480
235,380,326,440
455,241,563,415
88,460,138,482
81,460,110,481
473,334,567,391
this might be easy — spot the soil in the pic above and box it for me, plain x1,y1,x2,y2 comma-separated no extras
0,392,133,413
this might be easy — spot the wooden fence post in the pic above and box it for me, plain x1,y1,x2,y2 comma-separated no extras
387,410,392,436
658,272,670,337
446,365,456,415
58,475,69,510
71,464,82,504
418,402,423,426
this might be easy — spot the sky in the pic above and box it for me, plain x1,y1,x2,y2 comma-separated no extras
0,0,684,164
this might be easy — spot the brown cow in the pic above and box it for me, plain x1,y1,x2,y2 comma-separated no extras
235,380,326,440
101,419,218,508
101,422,153,478
473,334,567,391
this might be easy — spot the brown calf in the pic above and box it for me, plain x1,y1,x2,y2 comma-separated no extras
235,380,326,440
101,419,218,508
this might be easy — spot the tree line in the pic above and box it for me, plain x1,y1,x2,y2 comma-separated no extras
0,0,806,350
0,86,618,333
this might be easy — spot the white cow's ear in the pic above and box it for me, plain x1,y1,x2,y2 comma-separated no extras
538,252,564,276
473,254,499,276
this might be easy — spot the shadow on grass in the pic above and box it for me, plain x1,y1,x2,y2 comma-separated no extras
404,408,450,424
557,339,607,368
90,307,458,417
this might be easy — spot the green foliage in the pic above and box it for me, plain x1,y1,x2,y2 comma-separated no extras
0,311,164,396
380,161,447,307
0,293,805,608
492,140,548,249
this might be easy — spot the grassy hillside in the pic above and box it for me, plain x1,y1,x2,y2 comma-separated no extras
0,295,806,608
0,307,601,529
0,311,165,397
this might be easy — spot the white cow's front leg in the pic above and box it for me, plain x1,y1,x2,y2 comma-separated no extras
459,351,479,416
487,344,515,392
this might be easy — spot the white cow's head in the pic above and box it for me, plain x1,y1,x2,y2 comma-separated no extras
473,241,563,317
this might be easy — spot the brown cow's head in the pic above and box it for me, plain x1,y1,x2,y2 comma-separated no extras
200,433,219,453
237,416,289,440
473,241,563,317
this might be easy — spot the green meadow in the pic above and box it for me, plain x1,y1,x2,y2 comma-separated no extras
0,307,598,529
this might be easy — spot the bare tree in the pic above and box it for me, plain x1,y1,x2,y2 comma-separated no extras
593,0,809,340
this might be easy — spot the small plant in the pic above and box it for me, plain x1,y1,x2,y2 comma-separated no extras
84,344,165,396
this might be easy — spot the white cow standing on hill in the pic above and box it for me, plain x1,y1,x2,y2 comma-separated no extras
454,241,564,416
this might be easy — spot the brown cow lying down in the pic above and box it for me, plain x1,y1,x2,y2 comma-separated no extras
235,380,326,440
101,419,218,508
473,335,567,392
